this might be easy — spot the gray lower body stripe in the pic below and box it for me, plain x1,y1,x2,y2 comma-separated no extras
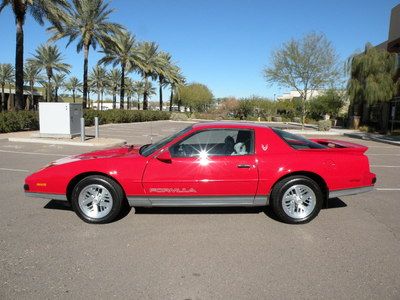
127,195,269,207
328,186,374,199
25,192,68,201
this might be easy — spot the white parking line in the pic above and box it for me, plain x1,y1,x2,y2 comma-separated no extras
368,154,400,156
371,165,400,168
0,150,68,157
0,167,29,172
376,188,400,191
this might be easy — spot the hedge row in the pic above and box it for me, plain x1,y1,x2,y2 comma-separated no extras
83,109,170,126
0,111,39,133
0,109,171,133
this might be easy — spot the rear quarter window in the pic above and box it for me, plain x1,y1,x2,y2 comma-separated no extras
272,128,327,150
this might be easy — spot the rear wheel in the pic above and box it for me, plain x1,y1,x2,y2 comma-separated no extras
71,175,124,224
270,176,323,224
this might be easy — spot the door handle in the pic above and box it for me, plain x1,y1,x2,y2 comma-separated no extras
237,164,251,168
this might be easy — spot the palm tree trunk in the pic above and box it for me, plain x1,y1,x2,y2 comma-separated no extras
55,87,58,102
97,89,100,111
159,77,163,111
127,96,131,109
26,82,33,110
47,75,52,102
113,89,116,109
101,89,104,111
137,95,140,110
169,88,173,111
82,44,89,109
8,85,13,110
1,85,4,112
87,87,91,108
143,76,148,110
120,63,125,109
73,90,76,103
15,17,24,111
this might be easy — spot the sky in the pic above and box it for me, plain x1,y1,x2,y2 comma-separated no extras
0,0,398,100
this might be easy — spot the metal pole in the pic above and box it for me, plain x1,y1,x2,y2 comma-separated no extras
95,117,99,138
80,117,85,142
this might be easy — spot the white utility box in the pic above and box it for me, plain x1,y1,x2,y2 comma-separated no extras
39,103,83,138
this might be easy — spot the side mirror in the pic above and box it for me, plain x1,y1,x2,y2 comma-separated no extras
156,149,172,163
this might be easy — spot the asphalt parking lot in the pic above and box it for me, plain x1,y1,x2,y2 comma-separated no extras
1,120,399,299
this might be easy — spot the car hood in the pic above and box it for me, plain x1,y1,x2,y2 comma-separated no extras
51,145,141,166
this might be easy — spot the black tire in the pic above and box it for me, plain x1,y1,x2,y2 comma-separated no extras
71,175,124,224
270,176,323,224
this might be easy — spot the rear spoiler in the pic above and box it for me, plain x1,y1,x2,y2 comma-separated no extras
310,139,368,153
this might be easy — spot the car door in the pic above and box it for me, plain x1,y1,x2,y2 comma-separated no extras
141,128,259,206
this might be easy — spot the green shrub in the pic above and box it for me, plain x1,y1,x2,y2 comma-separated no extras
272,116,282,122
317,120,331,131
0,111,39,133
170,112,189,121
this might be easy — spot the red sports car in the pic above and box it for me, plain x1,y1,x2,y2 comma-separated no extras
24,122,376,224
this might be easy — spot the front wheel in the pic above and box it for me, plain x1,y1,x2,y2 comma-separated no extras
71,175,124,224
270,176,323,224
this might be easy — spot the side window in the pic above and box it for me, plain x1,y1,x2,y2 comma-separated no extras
170,129,254,158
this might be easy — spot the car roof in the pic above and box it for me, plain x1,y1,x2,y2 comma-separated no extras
192,121,271,130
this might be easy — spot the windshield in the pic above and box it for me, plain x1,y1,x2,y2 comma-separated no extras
140,125,193,157
272,128,327,150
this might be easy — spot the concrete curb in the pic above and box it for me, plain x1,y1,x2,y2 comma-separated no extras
8,137,126,147
344,133,400,146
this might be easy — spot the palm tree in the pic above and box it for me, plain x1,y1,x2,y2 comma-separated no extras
107,68,121,109
24,61,41,110
48,0,123,109
38,80,50,102
52,73,66,102
141,80,156,109
89,65,107,110
155,51,173,111
133,80,144,110
124,77,135,110
99,30,141,109
0,63,14,111
0,0,69,110
136,41,161,110
65,76,81,103
167,65,185,111
28,44,70,102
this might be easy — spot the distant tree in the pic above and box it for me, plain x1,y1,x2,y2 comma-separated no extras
347,43,398,123
48,0,123,108
0,63,14,111
24,62,41,110
309,89,346,119
177,83,214,112
264,32,340,128
28,44,70,102
65,76,81,103
0,0,69,110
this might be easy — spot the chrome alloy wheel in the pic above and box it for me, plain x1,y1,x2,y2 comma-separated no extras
78,184,114,219
282,184,316,219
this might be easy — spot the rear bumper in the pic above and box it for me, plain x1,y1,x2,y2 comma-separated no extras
328,186,374,199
